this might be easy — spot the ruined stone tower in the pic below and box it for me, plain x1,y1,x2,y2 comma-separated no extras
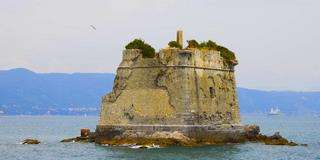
95,31,243,145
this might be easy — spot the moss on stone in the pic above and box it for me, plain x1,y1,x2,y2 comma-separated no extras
168,41,182,49
186,39,237,65
125,39,155,58
186,39,199,48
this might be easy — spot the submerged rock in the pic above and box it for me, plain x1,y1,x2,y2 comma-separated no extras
60,136,94,143
22,139,40,144
255,132,299,146
61,128,95,143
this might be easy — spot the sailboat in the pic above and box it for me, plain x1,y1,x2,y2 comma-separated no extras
269,107,281,115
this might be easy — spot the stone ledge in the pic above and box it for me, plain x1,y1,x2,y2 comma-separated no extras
117,65,234,72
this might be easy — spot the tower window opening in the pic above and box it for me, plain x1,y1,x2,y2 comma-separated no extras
209,87,215,98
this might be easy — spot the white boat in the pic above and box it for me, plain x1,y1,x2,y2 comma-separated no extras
269,107,281,115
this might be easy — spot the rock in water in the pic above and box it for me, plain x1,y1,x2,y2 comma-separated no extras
258,132,298,146
22,139,40,144
61,128,95,143
81,128,90,138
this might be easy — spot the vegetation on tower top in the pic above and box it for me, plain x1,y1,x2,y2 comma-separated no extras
186,39,199,48
168,41,182,49
199,40,218,50
186,39,236,65
125,39,155,58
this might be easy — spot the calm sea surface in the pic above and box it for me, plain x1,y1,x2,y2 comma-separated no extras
0,115,319,160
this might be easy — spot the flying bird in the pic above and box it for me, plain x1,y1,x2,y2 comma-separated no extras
90,25,96,30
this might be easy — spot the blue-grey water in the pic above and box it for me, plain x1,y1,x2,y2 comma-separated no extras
0,115,319,160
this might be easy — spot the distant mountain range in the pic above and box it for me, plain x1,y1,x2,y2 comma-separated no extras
0,68,114,115
0,68,319,115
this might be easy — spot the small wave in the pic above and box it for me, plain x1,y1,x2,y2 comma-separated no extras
129,144,160,149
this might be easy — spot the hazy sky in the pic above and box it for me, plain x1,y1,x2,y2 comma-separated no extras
0,0,319,91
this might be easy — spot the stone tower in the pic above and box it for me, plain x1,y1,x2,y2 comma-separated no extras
176,30,183,47
95,32,245,145
98,48,239,126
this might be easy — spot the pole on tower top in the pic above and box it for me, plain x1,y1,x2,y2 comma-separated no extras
176,30,183,48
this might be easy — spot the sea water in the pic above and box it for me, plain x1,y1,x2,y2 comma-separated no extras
0,115,319,160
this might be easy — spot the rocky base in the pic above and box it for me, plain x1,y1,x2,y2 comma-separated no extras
92,124,304,147
61,125,304,147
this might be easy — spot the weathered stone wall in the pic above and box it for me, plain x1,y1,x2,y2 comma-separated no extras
99,48,239,126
